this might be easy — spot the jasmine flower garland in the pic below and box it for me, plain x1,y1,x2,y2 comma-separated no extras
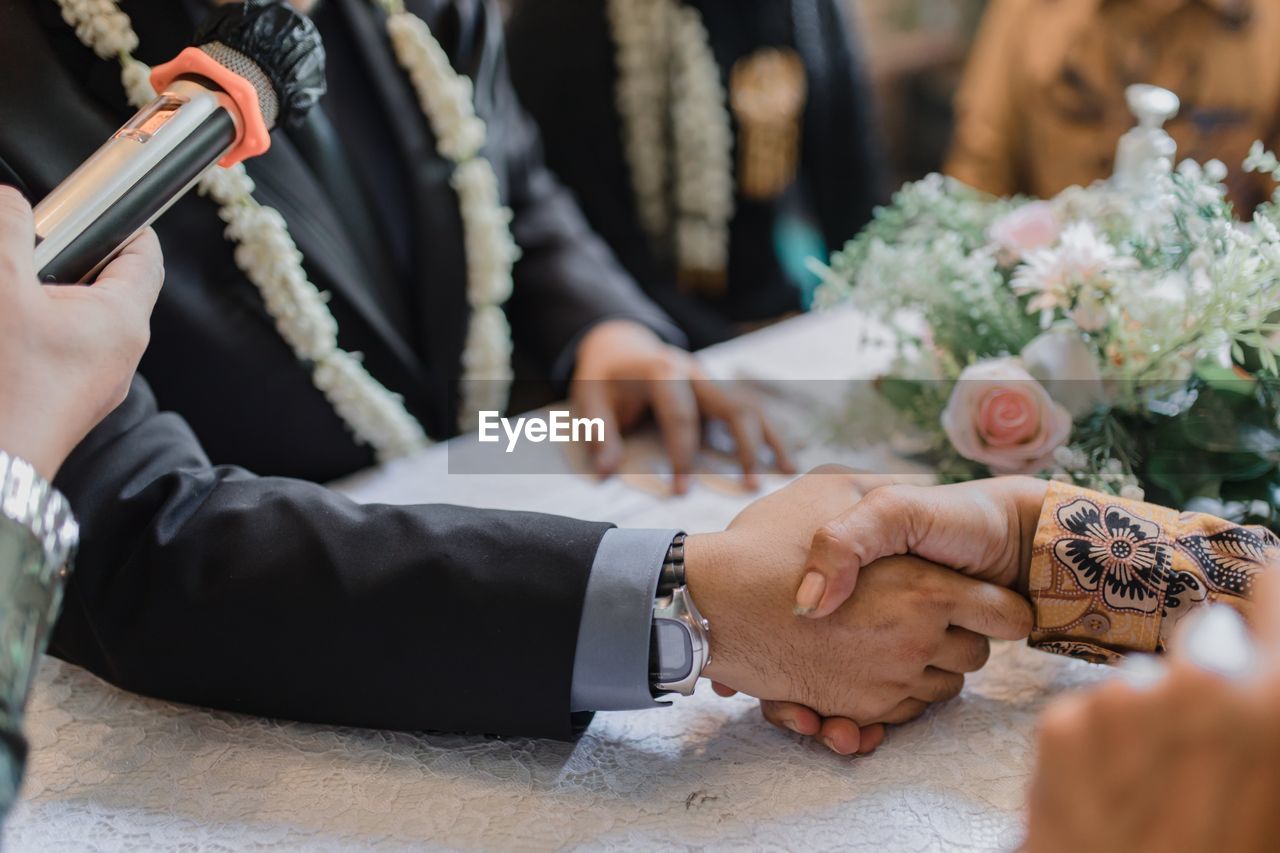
56,0,522,458
606,0,734,286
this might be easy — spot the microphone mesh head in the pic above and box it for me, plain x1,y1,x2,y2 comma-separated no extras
199,42,280,130
192,0,326,130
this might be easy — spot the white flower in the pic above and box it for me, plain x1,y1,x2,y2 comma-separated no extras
1051,444,1089,471
314,350,428,461
609,0,672,239
1120,483,1146,501
119,56,154,108
385,9,517,411
57,0,138,59
387,12,486,161
1020,327,1106,417
1121,270,1189,327
458,305,515,425
1013,222,1133,327
669,3,733,276
1244,141,1280,179
609,0,733,279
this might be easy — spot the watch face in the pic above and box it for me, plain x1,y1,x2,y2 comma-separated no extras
653,618,694,683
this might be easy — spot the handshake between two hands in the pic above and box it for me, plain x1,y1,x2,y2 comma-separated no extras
681,469,1050,755
687,468,1280,852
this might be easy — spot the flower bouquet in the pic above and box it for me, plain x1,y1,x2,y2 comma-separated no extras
814,144,1280,528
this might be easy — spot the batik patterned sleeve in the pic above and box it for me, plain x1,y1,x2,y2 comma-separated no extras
1028,481,1280,663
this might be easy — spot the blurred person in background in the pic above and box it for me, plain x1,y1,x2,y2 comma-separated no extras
506,0,887,349
1024,572,1280,853
946,0,1280,212
0,187,164,824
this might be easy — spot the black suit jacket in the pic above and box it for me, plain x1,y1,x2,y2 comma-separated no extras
0,0,676,739
507,0,887,348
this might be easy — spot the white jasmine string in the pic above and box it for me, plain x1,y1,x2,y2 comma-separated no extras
56,0,521,457
606,0,734,284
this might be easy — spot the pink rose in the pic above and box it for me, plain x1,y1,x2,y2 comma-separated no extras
989,201,1061,262
942,358,1073,475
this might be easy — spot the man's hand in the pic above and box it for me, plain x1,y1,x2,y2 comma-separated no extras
0,186,164,479
1025,577,1280,853
570,320,794,493
794,476,1049,618
683,467,1033,754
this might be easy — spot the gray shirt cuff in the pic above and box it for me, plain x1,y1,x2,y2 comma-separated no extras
570,528,679,712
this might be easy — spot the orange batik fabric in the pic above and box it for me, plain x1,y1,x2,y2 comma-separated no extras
1028,481,1280,664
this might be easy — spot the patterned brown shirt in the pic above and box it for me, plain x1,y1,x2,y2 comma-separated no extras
1029,481,1279,663
946,0,1280,211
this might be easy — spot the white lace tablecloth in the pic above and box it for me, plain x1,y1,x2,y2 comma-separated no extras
6,310,1115,852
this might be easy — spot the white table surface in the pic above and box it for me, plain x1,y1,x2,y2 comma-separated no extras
6,309,1112,852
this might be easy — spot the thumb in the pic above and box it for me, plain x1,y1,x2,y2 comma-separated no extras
795,484,928,619
0,185,36,292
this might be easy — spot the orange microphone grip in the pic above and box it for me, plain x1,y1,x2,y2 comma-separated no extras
149,47,272,167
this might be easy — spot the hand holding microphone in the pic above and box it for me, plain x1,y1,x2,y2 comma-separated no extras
32,0,326,284
0,187,163,479
5,0,328,474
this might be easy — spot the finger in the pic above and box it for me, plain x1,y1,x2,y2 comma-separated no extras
572,379,624,478
930,627,992,674
760,700,822,736
710,681,737,698
649,375,700,494
0,185,36,289
1027,694,1094,848
798,484,930,619
944,573,1034,641
856,723,886,754
90,228,165,312
761,418,796,474
880,698,929,726
693,380,770,488
818,716,864,755
911,667,965,704
724,407,764,490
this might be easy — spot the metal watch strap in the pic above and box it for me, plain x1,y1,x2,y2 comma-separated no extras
0,451,79,574
651,532,711,697
658,532,687,593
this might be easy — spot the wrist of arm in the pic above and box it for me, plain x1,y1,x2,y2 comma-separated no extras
1026,480,1278,663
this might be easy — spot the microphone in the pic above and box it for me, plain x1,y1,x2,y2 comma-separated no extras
31,0,326,284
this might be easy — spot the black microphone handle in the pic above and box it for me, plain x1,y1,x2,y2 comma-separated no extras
35,104,237,285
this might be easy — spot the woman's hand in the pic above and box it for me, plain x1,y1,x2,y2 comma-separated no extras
0,186,164,478
1025,577,1280,853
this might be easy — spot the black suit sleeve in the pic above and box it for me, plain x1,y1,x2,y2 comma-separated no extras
479,1,684,377
49,376,608,740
